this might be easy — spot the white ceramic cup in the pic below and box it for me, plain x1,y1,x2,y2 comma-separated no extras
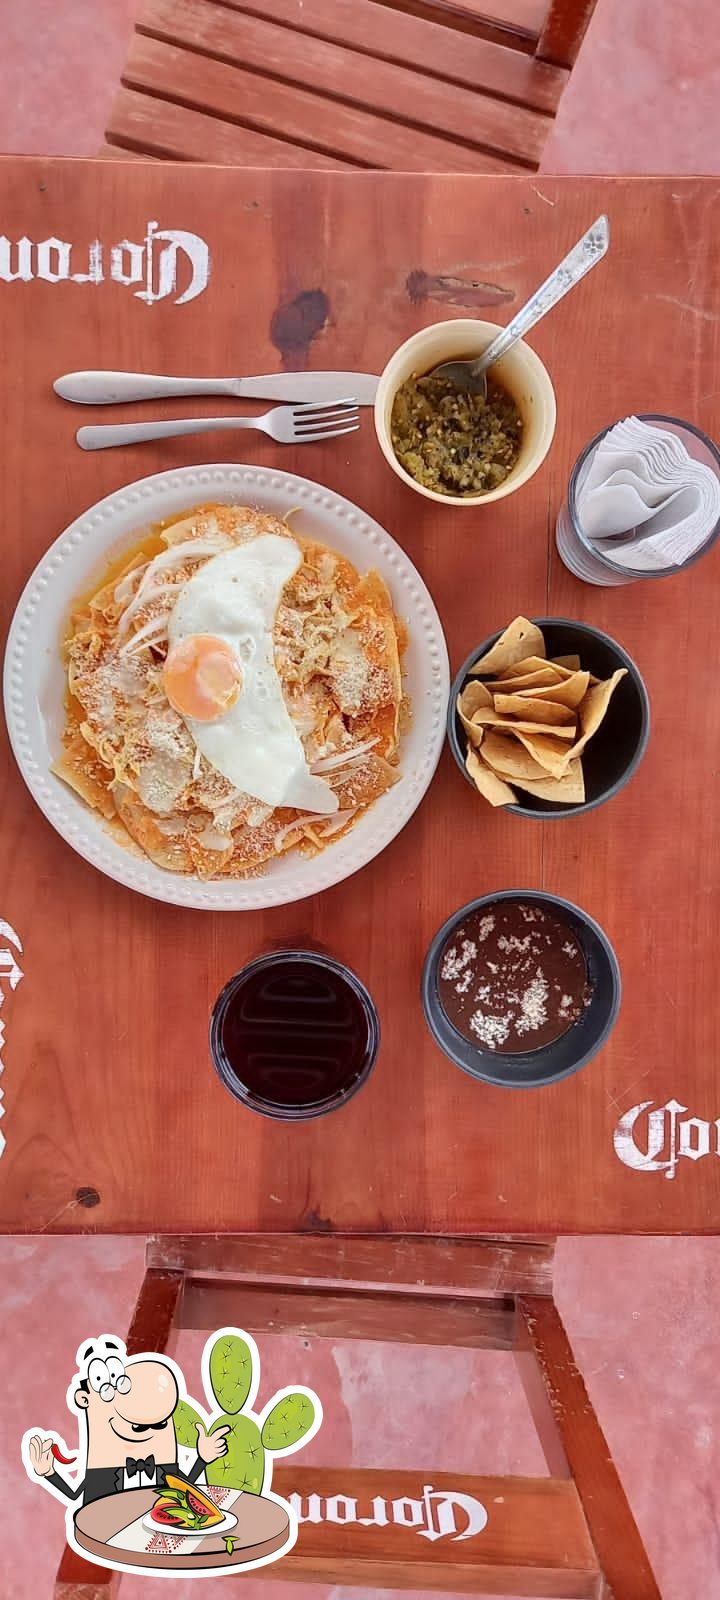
374,318,557,507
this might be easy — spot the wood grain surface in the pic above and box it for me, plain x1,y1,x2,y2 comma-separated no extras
108,0,567,169
537,0,597,66
65,1470,599,1595
516,1296,662,1597
145,1231,556,1294
264,1467,600,1596
131,0,550,162
1,162,719,1236
192,0,567,112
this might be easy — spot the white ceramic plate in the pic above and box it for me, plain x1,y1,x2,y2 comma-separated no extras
141,1506,238,1538
3,464,449,910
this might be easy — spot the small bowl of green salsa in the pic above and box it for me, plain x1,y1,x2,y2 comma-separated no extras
374,319,556,506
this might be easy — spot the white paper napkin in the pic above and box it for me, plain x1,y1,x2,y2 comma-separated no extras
576,416,720,571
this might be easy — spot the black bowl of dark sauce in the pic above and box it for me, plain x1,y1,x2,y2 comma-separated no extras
210,951,380,1121
422,891,621,1089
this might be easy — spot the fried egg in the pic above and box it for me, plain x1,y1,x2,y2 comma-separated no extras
164,535,338,813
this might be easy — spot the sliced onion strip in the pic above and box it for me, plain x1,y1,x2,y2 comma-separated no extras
113,562,149,606
117,538,230,637
310,737,378,774
119,615,168,656
273,812,334,850
317,808,357,837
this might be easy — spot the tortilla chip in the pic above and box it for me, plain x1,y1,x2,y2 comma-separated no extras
480,731,549,782
459,680,493,714
556,668,628,767
492,693,576,727
487,668,564,692
519,671,590,710
513,759,586,804
470,708,576,738
500,654,573,681
457,694,485,749
465,747,515,807
52,744,116,820
506,730,578,776
552,654,581,671
469,617,545,676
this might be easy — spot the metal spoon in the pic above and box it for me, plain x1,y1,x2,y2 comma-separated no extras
429,215,610,396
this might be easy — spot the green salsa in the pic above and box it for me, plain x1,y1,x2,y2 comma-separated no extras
390,373,523,497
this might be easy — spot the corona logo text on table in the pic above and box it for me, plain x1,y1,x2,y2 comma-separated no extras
614,1099,720,1179
289,1482,489,1543
0,221,210,304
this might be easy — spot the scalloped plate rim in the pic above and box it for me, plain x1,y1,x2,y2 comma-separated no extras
3,463,449,911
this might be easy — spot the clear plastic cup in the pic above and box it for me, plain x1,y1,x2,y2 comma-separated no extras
556,414,720,586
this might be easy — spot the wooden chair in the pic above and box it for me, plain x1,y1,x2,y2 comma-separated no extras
54,1234,660,1598
103,0,598,171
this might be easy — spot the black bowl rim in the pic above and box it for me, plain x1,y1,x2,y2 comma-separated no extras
421,889,622,1089
209,948,380,1122
447,616,651,819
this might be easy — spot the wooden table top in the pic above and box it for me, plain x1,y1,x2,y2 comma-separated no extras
1,159,719,1236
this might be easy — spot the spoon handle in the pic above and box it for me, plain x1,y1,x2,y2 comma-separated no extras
473,215,610,378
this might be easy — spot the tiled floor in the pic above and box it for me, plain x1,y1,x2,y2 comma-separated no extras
2,3,719,1597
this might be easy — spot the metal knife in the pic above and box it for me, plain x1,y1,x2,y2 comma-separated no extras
53,370,379,406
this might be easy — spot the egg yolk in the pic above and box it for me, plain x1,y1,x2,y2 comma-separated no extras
163,634,243,722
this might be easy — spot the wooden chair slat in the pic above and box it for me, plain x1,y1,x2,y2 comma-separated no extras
439,0,546,24
212,0,567,113
96,145,162,160
54,1548,118,1600
179,1279,518,1346
136,0,550,165
367,0,541,49
125,1268,184,1351
517,1297,663,1600
537,0,597,66
271,1468,600,1596
106,87,352,166
116,43,526,171
146,1231,556,1296
513,1300,571,1476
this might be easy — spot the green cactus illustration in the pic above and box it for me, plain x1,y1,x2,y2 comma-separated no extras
173,1397,204,1450
205,1413,265,1494
174,1334,318,1495
209,1333,254,1414
261,1392,316,1452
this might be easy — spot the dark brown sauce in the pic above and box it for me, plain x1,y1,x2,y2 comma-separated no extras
211,955,378,1117
438,901,591,1055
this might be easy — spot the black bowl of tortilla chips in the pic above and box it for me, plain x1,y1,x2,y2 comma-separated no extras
447,616,650,818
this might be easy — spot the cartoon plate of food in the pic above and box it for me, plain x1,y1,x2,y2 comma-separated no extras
142,1475,237,1537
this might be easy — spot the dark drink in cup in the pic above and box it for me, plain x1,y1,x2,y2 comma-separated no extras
210,951,379,1121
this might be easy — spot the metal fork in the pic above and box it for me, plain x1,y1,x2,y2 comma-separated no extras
76,399,360,451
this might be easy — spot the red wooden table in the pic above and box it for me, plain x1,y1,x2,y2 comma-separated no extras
1,161,719,1237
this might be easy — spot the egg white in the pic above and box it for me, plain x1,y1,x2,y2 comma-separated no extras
166,535,338,813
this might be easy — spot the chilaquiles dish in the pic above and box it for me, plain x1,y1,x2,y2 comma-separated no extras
54,504,408,879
